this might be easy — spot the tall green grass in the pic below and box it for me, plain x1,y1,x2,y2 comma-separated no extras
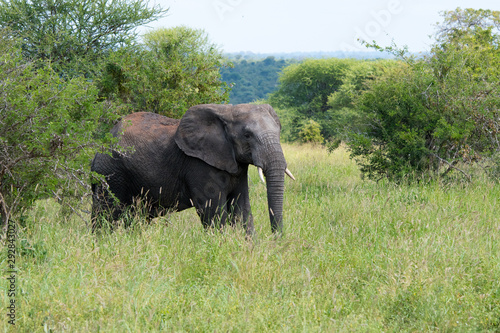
2,144,500,331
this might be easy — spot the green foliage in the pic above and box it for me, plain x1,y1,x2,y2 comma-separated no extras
435,8,500,44
9,145,500,331
487,152,500,179
98,26,231,117
269,58,352,141
270,58,353,116
345,8,500,181
220,56,290,104
0,31,117,226
298,119,324,144
326,60,401,137
347,63,438,180
0,0,166,77
270,58,397,140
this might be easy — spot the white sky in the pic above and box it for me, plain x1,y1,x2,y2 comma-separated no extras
143,0,500,53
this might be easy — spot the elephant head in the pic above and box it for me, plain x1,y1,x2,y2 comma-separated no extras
174,104,293,233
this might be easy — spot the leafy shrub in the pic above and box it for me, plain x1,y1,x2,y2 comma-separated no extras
0,31,117,226
298,119,324,144
344,9,500,181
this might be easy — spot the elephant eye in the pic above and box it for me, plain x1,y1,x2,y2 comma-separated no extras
244,131,252,138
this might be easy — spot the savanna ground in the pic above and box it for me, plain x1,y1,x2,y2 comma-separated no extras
2,144,500,332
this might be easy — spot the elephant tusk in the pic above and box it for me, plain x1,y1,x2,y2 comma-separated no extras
258,167,295,182
258,167,266,184
285,168,296,181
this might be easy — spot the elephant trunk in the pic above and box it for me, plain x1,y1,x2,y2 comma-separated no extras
258,135,287,234
265,167,285,234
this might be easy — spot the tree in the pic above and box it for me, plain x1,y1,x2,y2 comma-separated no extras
269,59,354,141
344,8,500,181
0,0,167,77
270,58,353,117
434,8,500,44
99,26,231,118
347,62,439,180
0,31,117,227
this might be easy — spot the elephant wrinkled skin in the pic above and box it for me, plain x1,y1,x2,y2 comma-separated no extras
90,104,292,234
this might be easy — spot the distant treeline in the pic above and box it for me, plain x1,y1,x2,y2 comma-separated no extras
220,56,292,104
221,52,395,105
224,51,394,61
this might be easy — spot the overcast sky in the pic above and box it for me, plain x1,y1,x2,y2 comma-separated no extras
144,0,500,53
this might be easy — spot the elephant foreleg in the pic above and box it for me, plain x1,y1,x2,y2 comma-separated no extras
228,182,254,236
195,197,229,230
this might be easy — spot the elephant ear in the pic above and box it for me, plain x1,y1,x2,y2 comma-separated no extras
174,105,238,174
263,104,282,129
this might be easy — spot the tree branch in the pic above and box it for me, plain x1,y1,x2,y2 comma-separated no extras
432,153,472,181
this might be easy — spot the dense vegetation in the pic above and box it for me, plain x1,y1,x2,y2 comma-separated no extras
269,58,398,142
220,56,290,104
345,9,500,181
6,144,500,331
0,0,166,77
99,26,231,118
0,31,118,229
220,52,395,106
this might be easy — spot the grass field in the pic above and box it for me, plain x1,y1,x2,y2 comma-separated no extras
2,144,500,332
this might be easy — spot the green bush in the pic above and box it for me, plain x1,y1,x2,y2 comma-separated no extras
298,119,324,144
0,31,117,226
345,9,500,181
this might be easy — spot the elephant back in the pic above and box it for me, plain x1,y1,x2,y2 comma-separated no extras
112,112,180,148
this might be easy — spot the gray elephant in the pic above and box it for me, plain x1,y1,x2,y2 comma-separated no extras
90,104,294,234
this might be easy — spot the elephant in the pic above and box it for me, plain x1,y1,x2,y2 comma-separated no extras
90,104,294,235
